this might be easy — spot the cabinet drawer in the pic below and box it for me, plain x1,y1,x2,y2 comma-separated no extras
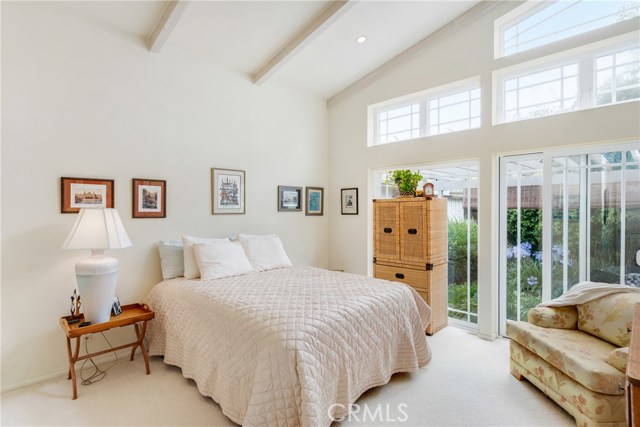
374,264,429,292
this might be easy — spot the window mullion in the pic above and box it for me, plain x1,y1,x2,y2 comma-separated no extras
580,55,593,109
421,99,428,138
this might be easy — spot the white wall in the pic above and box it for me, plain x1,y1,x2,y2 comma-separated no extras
1,2,328,390
327,3,640,340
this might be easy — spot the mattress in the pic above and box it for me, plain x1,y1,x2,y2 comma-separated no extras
143,265,431,427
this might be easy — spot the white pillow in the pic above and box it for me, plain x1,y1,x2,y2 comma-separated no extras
158,240,184,279
237,234,292,271
193,241,253,280
182,235,230,279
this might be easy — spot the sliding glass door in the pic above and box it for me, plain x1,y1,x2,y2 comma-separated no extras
499,155,544,325
499,143,639,334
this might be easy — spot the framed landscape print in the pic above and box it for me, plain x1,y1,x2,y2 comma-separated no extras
341,188,358,215
132,178,166,218
61,177,114,213
278,186,302,212
305,187,324,216
211,168,245,214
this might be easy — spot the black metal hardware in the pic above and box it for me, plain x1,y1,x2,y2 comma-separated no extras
384,228,392,233
373,257,377,264
426,263,433,271
395,273,405,279
408,229,417,235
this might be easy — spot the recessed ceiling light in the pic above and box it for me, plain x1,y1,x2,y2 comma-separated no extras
356,36,367,44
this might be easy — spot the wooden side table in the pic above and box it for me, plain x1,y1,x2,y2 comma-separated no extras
627,302,640,426
59,303,155,399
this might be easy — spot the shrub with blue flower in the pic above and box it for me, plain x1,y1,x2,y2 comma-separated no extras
506,242,533,259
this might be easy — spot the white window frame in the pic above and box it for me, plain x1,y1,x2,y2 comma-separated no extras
368,76,481,147
494,0,545,59
494,0,640,59
493,31,639,125
595,45,640,106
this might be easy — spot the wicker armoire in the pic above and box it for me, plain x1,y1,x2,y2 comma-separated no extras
373,197,448,335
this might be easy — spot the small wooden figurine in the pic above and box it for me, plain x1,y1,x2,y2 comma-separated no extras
70,290,81,318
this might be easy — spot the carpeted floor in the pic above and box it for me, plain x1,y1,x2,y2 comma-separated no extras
1,326,574,426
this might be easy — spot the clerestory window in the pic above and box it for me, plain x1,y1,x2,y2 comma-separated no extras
369,77,481,146
495,0,639,58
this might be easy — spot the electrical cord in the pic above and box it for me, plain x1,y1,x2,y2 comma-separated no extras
80,332,118,385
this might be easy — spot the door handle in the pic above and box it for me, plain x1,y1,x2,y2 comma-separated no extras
384,228,392,233
408,229,417,235
395,273,405,279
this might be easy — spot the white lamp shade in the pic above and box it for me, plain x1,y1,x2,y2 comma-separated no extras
62,208,132,250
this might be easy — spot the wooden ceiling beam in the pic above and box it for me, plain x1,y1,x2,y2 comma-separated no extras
147,0,190,53
252,0,355,85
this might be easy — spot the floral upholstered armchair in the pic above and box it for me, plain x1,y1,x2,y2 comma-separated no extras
506,283,640,427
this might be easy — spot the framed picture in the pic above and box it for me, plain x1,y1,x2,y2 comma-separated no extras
341,188,359,215
112,295,122,316
132,178,166,218
305,187,324,216
61,177,114,213
211,168,245,214
278,186,302,212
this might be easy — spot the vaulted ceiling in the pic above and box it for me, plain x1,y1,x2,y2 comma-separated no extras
51,0,486,100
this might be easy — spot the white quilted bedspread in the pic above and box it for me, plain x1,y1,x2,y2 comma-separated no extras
143,266,431,427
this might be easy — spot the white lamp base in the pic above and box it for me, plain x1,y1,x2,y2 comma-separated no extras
75,250,119,324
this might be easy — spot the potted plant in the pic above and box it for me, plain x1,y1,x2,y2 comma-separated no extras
387,169,423,197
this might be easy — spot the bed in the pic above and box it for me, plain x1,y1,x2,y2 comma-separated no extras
144,265,431,427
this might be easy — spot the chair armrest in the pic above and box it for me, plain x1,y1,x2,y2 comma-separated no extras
527,306,578,329
606,347,629,373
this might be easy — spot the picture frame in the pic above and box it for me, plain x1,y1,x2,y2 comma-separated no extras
112,295,122,316
278,186,302,212
132,178,166,218
61,177,114,214
211,168,245,215
341,188,359,215
305,187,324,216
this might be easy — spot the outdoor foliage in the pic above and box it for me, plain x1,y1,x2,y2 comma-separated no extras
448,281,478,323
505,205,640,321
448,219,478,285
448,219,478,322
446,196,640,324
507,209,542,254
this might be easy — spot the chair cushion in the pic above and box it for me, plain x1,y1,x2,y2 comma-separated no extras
510,341,626,424
577,292,640,347
528,306,578,329
506,320,625,395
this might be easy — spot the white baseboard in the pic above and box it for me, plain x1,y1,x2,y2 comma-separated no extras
477,331,499,341
1,348,133,394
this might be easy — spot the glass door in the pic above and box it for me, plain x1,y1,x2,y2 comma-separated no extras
499,154,544,329
499,143,640,334
373,162,479,326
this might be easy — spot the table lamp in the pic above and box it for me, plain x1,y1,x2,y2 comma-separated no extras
62,208,132,324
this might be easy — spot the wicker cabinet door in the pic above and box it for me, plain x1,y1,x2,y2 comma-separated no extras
425,198,449,263
374,202,400,261
400,201,428,263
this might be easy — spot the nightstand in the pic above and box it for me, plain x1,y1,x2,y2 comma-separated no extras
59,303,155,399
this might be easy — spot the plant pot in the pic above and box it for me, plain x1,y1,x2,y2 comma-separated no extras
397,190,416,198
